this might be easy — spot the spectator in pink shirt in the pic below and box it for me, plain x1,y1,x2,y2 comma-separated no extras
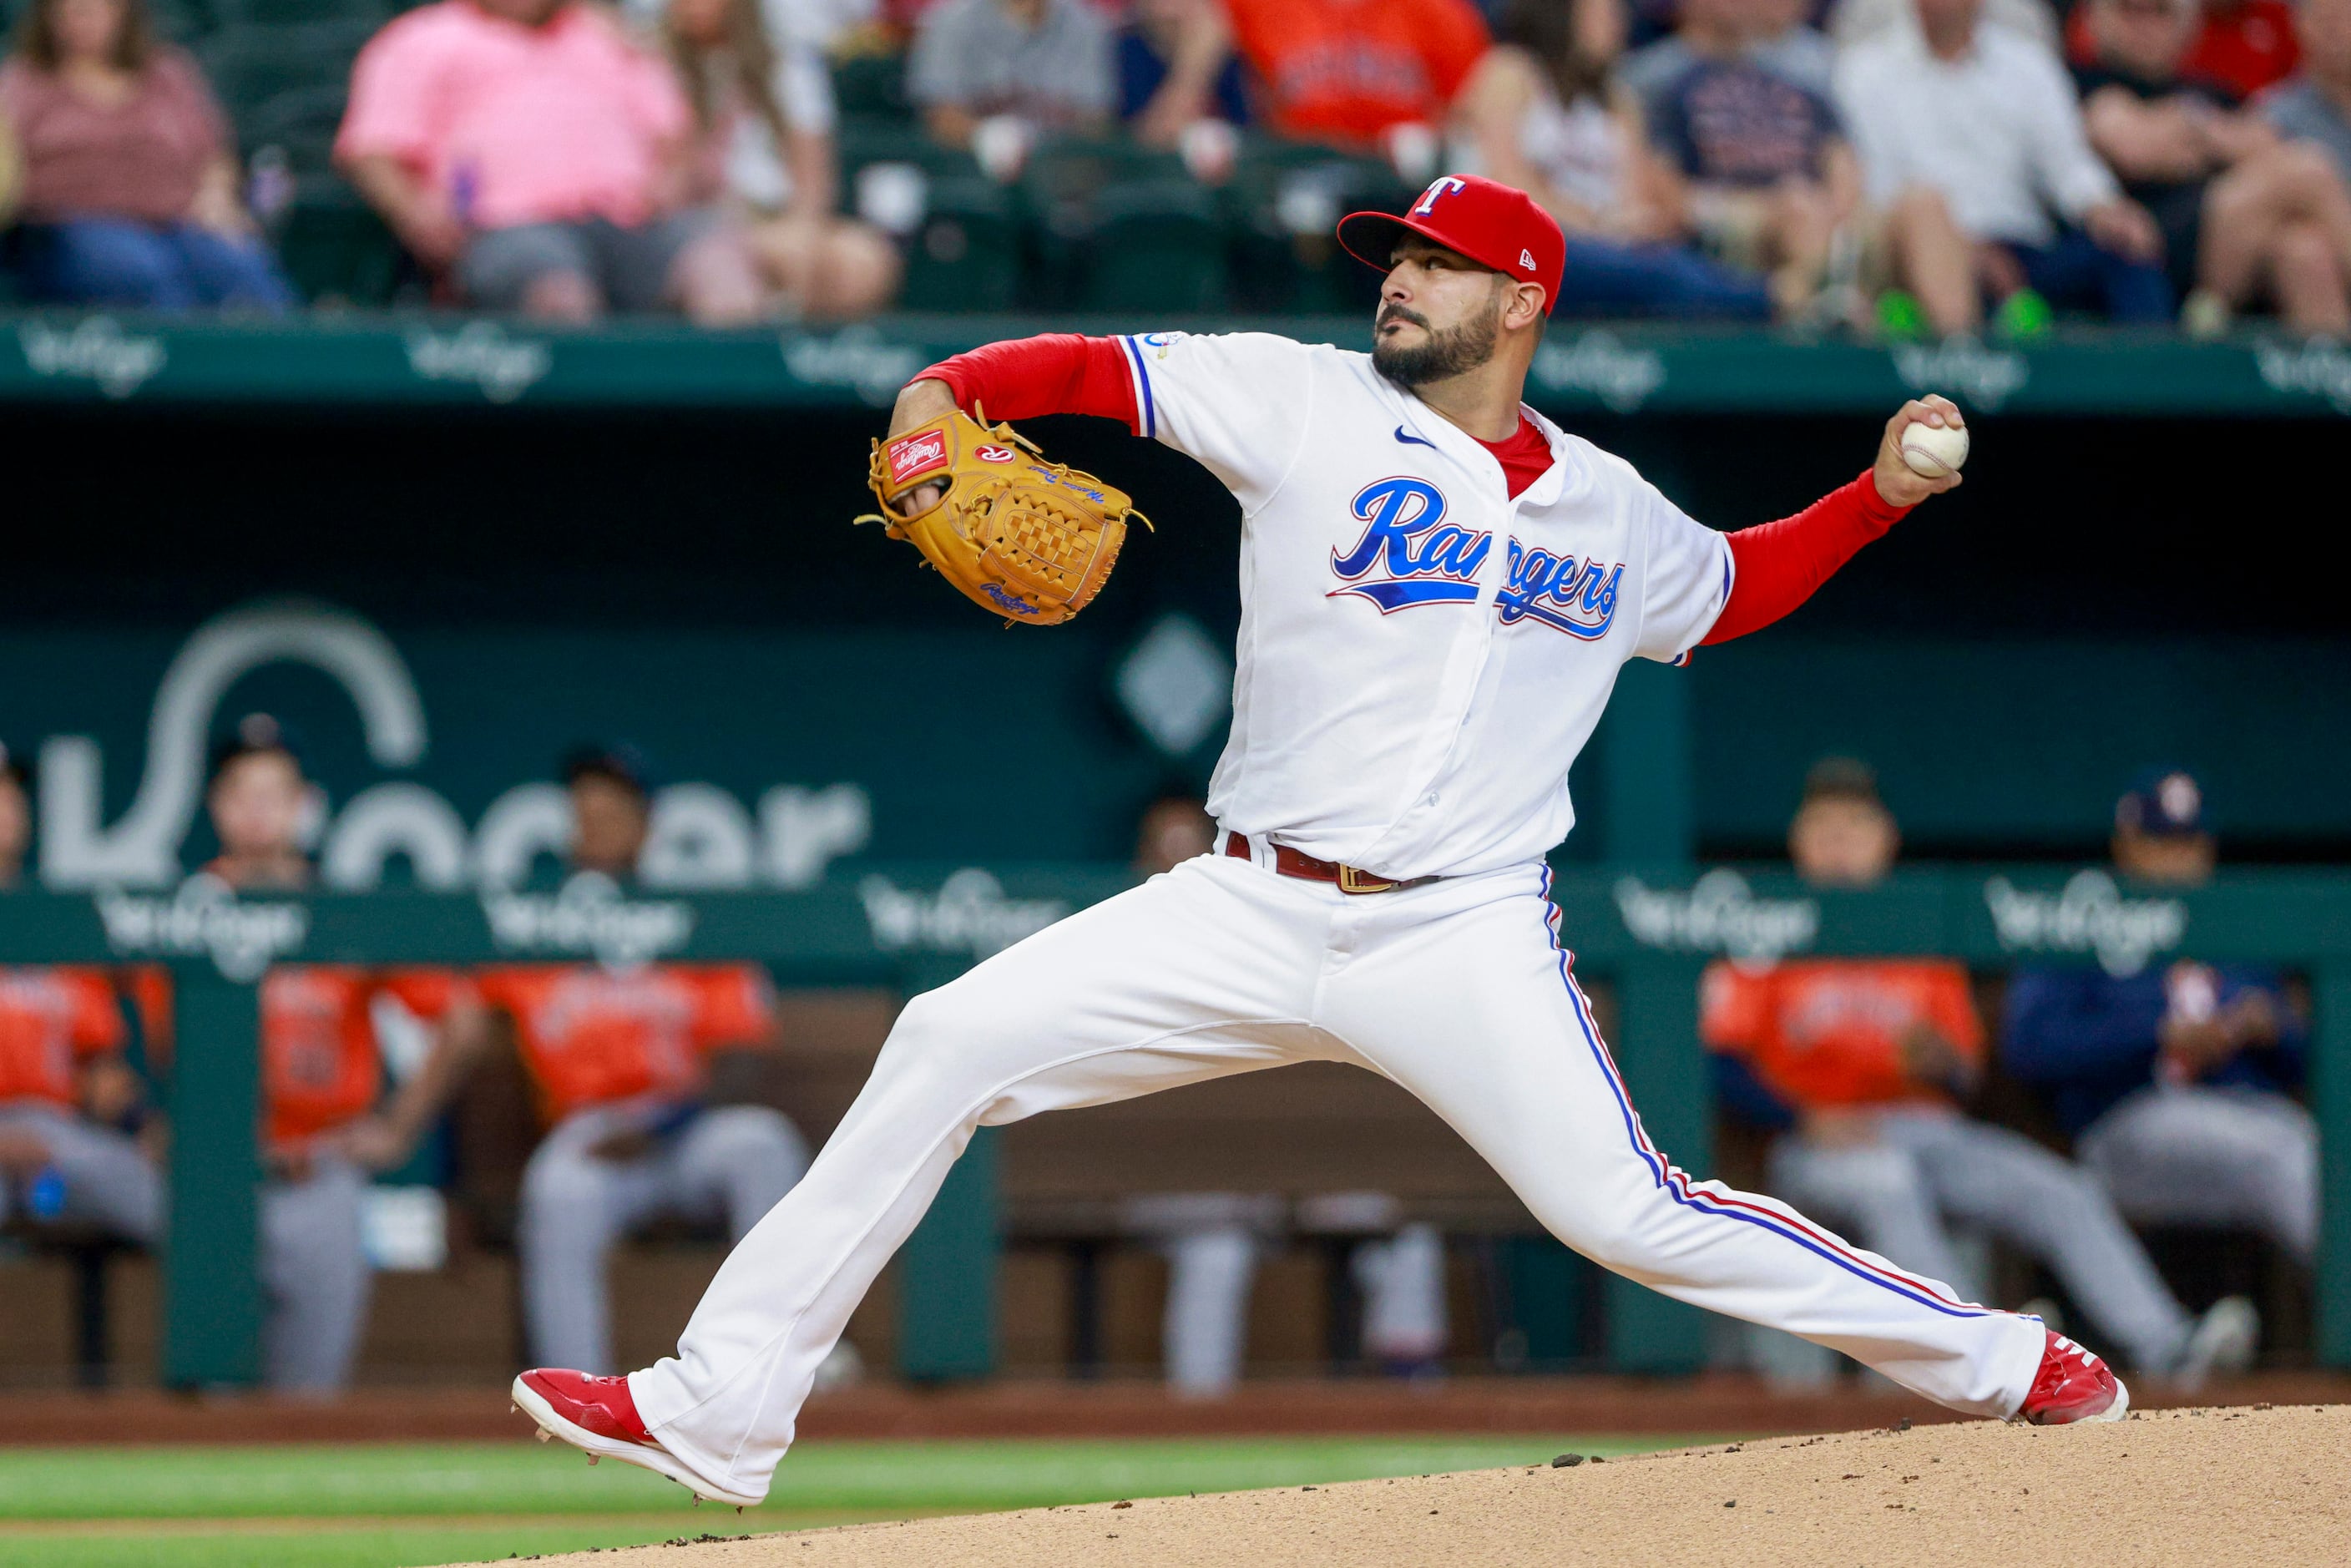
335,0,764,325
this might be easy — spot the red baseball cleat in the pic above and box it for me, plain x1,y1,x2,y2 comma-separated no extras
511,1368,756,1507
2015,1331,2131,1426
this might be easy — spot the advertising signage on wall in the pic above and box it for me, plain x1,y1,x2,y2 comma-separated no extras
8,316,2351,417
12,600,882,893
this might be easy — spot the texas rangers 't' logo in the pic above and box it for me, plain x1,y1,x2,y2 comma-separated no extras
1413,177,1469,216
1494,538,1623,639
1328,478,1490,613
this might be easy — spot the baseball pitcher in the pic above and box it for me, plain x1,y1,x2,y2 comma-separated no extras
513,175,2122,1505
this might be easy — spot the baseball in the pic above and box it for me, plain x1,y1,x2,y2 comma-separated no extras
1898,419,1969,479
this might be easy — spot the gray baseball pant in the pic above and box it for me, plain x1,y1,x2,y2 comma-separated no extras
260,1155,372,1393
0,1103,161,1242
519,1104,810,1373
1767,1106,2194,1371
2078,1085,2319,1266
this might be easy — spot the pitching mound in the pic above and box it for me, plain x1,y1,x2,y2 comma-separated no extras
469,1404,2347,1566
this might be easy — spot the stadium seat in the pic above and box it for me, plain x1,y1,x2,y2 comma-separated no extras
830,48,910,124
901,176,1022,312
193,19,397,302
1074,179,1225,311
840,126,1023,312
272,180,409,307
200,20,379,177
206,0,396,26
1019,139,1226,312
1222,139,1410,315
0,0,221,45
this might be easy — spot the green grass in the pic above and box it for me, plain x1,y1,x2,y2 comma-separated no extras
0,1436,1687,1520
0,1520,794,1568
0,1434,1699,1567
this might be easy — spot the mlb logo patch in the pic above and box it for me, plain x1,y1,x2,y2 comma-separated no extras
888,431,949,484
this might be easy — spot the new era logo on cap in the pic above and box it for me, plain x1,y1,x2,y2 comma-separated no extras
1334,175,1569,316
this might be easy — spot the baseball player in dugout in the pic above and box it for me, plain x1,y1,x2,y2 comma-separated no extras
2005,770,2319,1272
186,716,483,1392
515,173,2126,1506
361,746,817,1378
0,742,162,1253
1705,757,2258,1387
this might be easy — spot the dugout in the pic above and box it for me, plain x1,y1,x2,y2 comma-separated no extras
0,313,2346,1387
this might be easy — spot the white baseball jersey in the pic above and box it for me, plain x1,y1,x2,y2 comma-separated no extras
1115,331,1732,882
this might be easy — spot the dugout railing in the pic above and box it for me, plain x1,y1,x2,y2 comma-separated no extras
0,858,2347,1388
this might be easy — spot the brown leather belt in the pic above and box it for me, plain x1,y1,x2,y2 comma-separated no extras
1223,832,1435,895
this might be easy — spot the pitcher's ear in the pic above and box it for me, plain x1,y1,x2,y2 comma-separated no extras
1509,281,1547,329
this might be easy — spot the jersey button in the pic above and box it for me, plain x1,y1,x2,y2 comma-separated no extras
1424,792,1440,806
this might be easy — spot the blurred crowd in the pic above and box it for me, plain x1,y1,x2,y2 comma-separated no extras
0,0,2347,330
0,723,2319,1389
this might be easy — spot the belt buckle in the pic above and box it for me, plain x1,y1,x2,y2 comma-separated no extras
1336,864,1398,896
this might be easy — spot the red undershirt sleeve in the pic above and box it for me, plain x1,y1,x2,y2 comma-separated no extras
914,335,1141,431
1699,470,1913,645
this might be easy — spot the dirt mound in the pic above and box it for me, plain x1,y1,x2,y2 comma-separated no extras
468,1404,2348,1567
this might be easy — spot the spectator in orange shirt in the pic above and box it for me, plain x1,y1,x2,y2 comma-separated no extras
1223,0,1492,157
1702,758,2253,1382
0,742,162,1247
374,746,811,1374
197,716,484,1391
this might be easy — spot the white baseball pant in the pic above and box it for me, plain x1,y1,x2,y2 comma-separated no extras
630,851,2047,1500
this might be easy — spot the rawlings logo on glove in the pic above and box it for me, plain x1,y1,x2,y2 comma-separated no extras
857,408,1149,627
887,431,950,484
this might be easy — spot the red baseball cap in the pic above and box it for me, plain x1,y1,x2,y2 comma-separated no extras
1337,175,1567,316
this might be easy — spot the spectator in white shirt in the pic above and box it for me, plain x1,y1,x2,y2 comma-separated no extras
1828,0,2056,53
1836,0,2171,334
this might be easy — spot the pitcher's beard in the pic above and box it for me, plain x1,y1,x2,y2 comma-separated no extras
1372,304,1500,387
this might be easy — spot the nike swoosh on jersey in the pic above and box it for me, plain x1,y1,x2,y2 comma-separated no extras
1393,426,1439,448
